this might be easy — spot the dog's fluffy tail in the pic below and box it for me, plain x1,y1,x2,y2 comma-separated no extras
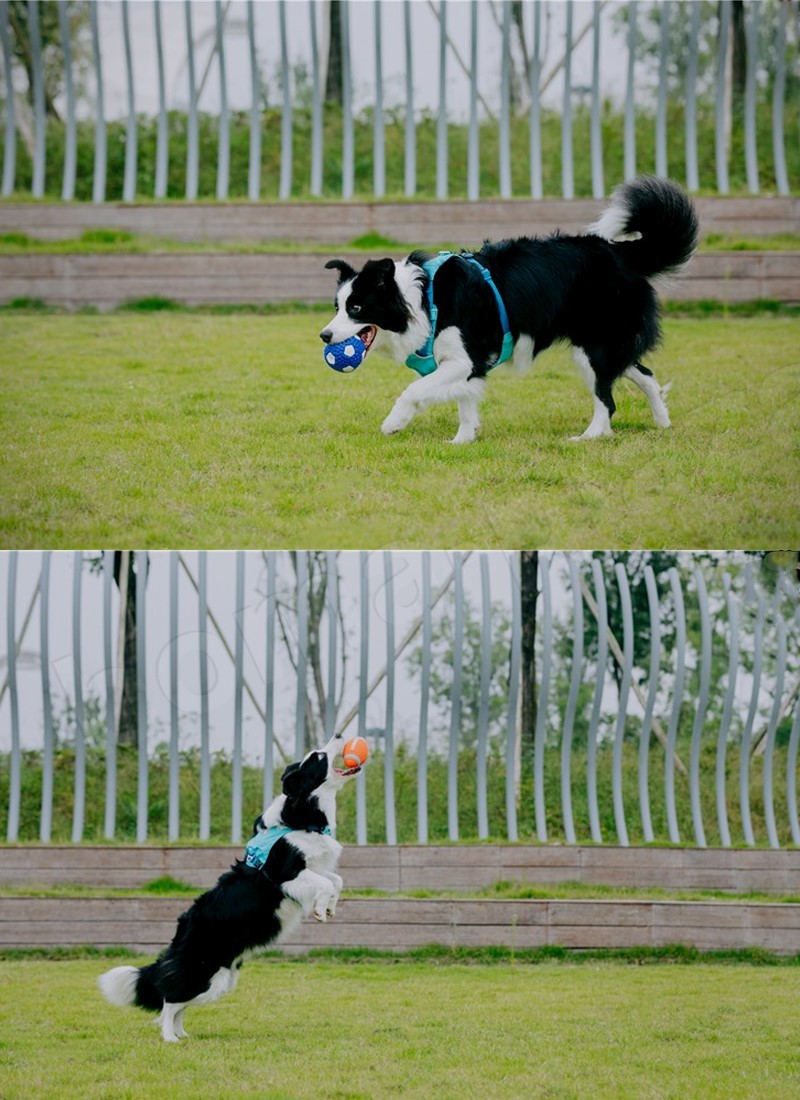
98,961,163,1012
588,176,699,281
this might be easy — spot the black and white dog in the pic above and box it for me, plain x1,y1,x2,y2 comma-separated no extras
98,736,360,1042
321,175,698,444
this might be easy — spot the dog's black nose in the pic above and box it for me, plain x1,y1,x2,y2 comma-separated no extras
320,329,333,344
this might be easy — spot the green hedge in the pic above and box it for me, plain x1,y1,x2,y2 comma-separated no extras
0,738,794,848
3,101,798,202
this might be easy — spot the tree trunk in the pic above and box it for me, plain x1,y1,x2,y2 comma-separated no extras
325,0,343,105
305,553,329,751
520,551,539,773
289,551,340,752
510,1,529,109
113,552,138,747
731,0,747,120
7,2,61,119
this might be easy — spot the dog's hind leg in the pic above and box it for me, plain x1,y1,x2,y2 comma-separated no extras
160,1002,186,1043
624,362,671,428
164,967,238,1039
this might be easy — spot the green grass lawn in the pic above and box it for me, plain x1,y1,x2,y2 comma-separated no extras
1,956,799,1099
1,312,797,548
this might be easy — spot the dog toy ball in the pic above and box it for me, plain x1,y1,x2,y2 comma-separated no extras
342,736,369,768
324,335,367,373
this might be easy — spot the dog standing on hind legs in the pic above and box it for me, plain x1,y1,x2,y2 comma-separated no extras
320,175,698,444
98,736,361,1042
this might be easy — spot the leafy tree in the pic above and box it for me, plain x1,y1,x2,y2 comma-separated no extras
578,552,682,688
51,691,105,751
760,550,800,592
6,1,90,118
622,0,799,104
549,551,799,751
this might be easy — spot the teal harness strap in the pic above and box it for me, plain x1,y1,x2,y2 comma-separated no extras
244,824,332,872
463,256,516,367
405,251,514,376
404,251,452,377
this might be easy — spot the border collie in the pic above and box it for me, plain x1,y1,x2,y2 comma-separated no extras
98,736,360,1042
321,175,698,444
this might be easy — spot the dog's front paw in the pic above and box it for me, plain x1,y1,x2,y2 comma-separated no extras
449,427,479,445
569,426,614,442
312,907,328,923
381,404,414,436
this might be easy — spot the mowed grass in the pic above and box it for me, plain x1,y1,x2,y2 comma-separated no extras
1,312,798,548
2,957,800,1099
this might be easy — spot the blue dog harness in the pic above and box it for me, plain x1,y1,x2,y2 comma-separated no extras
405,251,515,377
244,824,332,872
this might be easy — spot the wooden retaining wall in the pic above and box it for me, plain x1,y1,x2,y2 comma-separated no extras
2,847,797,954
1,250,798,307
1,894,798,955
1,251,799,308
2,197,798,243
2,845,799,893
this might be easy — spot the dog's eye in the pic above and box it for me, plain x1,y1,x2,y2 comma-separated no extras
350,304,361,315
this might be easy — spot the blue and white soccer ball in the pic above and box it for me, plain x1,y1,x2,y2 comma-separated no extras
324,334,367,373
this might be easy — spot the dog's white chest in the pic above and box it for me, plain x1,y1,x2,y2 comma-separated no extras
289,831,342,874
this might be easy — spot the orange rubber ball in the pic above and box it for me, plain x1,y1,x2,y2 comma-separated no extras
342,736,369,768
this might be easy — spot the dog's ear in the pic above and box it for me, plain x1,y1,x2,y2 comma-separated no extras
364,257,395,288
325,259,357,285
280,762,302,795
281,760,319,799
282,752,328,799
